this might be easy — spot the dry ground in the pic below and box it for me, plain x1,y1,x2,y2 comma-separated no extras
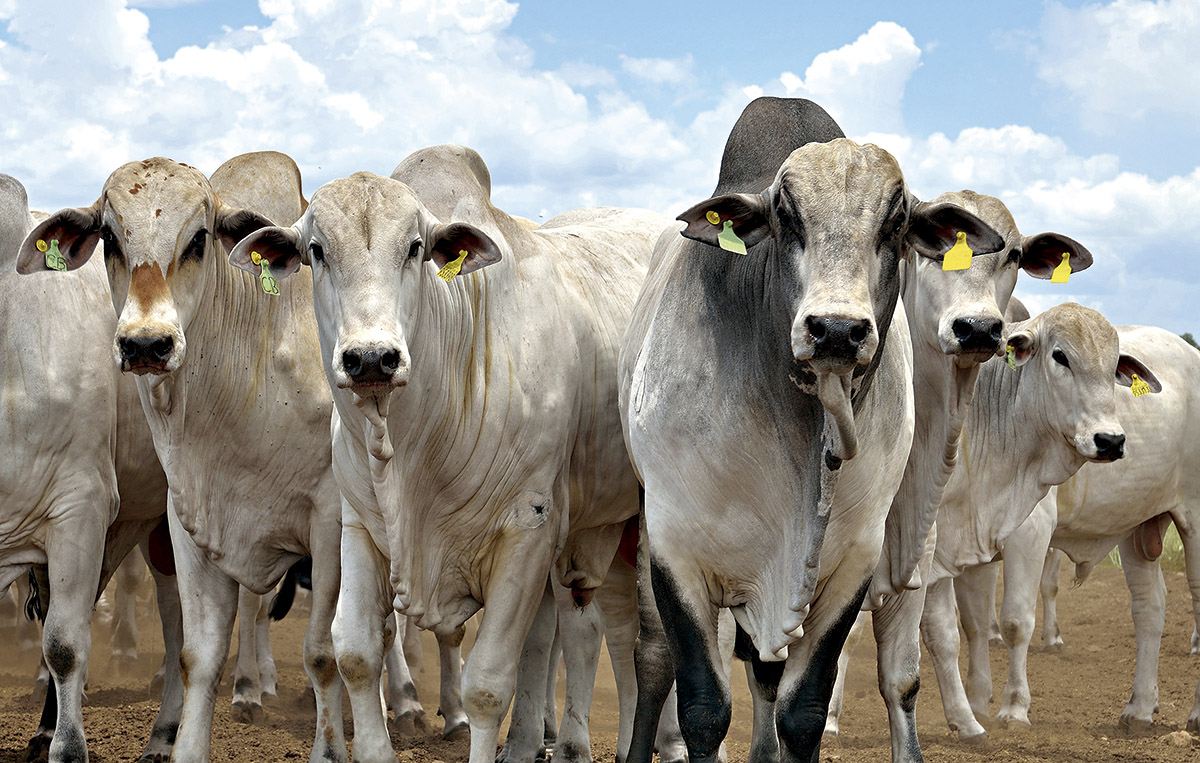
3,561,1200,762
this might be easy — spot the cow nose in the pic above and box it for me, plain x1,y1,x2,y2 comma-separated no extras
951,317,1004,353
342,347,403,385
119,336,174,365
806,316,872,359
1093,432,1126,461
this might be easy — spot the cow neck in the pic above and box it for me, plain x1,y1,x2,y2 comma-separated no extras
934,358,1085,580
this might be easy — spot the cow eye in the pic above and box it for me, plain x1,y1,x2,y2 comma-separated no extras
1052,349,1070,368
407,239,423,260
101,227,125,266
1006,248,1021,264
181,229,207,264
310,241,325,264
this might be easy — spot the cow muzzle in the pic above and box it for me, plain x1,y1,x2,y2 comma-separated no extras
792,313,877,374
116,331,181,375
1090,431,1126,462
338,345,410,390
944,316,1004,360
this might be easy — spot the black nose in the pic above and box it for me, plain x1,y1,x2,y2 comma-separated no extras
342,347,402,384
1093,432,1126,461
951,317,1004,353
807,316,871,359
119,336,174,365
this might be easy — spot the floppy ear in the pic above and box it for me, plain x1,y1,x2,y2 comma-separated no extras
228,226,305,280
17,202,102,274
1005,328,1037,367
1115,353,1162,393
428,222,502,276
1020,232,1093,279
677,193,771,250
906,201,1005,261
215,203,276,262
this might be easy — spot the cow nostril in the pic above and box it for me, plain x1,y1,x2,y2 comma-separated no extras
806,316,826,341
119,337,138,361
848,321,869,346
1094,433,1126,457
987,320,1003,342
952,318,973,343
148,337,173,362
342,349,363,377
380,349,400,375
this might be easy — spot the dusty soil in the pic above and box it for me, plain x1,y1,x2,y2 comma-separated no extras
3,562,1200,762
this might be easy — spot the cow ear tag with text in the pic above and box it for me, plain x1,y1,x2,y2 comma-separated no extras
707,211,747,255
942,231,972,271
1051,252,1071,284
37,239,67,272
437,249,469,282
250,251,279,296
1130,373,1151,398
1006,344,1017,370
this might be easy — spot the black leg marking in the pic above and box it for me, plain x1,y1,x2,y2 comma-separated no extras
735,624,784,704
629,492,670,763
776,578,870,763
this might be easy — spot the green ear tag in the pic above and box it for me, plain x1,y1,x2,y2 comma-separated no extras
38,239,66,271
251,252,278,296
1006,344,1017,370
1050,252,1071,284
717,220,747,255
436,249,469,282
942,231,973,271
1130,373,1150,398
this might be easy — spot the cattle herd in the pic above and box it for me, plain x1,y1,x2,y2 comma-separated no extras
0,96,1194,763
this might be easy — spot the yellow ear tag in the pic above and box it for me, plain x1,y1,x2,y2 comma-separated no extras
717,220,747,255
1050,252,1071,284
1006,344,1017,370
705,210,721,225
942,231,973,271
39,239,66,271
252,252,278,296
1130,373,1151,398
436,249,469,282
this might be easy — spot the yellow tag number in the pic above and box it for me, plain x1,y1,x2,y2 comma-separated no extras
1130,373,1151,398
942,231,973,271
258,260,279,296
437,249,469,282
1051,252,1071,284
43,239,67,272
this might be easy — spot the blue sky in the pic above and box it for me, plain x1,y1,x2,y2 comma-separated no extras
2,0,1198,334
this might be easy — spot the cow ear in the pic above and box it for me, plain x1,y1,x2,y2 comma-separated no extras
428,222,502,276
228,226,305,279
907,201,1005,261
1115,353,1162,393
677,193,770,250
1005,328,1037,367
1020,233,1093,280
215,204,275,258
17,203,102,274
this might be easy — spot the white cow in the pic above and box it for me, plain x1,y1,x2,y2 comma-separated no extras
17,152,345,763
229,145,668,763
618,96,1003,763
915,303,1156,741
825,193,1094,761
954,325,1196,732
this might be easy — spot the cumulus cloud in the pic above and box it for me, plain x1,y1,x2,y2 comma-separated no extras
1037,0,1200,125
619,54,693,85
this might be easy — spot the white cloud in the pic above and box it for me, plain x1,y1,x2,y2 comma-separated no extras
1037,0,1200,125
619,54,693,85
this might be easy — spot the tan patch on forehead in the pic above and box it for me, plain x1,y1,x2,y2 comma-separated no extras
1043,303,1117,362
130,262,169,309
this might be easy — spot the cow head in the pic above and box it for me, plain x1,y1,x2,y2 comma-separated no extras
678,139,1003,457
1005,303,1159,463
228,171,501,396
906,190,1093,364
16,157,273,375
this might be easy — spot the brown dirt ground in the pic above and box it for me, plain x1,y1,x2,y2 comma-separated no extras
3,562,1200,762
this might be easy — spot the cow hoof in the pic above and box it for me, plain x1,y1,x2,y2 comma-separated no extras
988,635,1005,647
138,753,171,763
958,730,989,745
231,700,265,724
390,710,428,736
443,721,470,742
822,729,841,746
23,732,52,763
997,715,1032,732
261,691,279,707
1118,714,1155,734
1187,716,1200,735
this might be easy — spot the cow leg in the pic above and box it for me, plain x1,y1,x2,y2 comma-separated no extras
384,612,428,735
497,581,558,763
15,572,41,655
255,593,278,702
921,577,987,742
138,539,184,763
1175,513,1200,731
331,521,392,763
305,516,347,763
628,507,676,763
1117,532,1165,731
111,553,144,670
995,515,1053,729
774,578,869,763
169,509,240,763
873,581,929,763
38,513,107,763
1040,549,1065,650
549,582,603,763
436,628,469,740
822,610,865,741
733,624,781,763
954,563,997,724
543,626,561,749
649,555,728,763
231,587,266,724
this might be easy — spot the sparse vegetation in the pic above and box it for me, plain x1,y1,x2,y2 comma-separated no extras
1098,522,1186,571
1181,332,1199,350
